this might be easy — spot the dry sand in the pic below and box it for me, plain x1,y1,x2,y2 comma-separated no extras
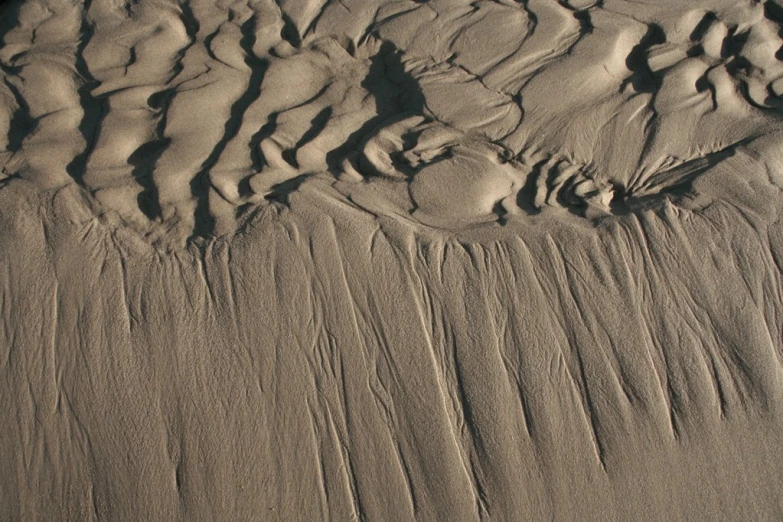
2,0,783,519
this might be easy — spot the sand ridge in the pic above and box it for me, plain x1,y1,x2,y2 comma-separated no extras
2,0,783,246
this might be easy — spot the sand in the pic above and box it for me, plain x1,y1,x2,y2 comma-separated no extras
1,0,783,519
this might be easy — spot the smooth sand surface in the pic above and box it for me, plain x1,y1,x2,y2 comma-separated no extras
2,0,783,519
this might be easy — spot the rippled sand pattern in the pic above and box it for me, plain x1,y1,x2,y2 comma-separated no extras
2,0,783,519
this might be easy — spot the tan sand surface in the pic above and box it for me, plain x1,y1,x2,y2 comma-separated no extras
1,0,783,519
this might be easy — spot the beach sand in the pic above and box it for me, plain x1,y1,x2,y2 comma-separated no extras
1,0,783,519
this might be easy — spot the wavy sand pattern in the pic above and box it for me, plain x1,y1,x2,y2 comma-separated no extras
2,0,783,519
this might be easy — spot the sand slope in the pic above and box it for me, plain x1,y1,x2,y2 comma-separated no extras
2,0,783,519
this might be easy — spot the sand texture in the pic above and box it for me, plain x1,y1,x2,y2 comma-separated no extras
2,0,783,519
